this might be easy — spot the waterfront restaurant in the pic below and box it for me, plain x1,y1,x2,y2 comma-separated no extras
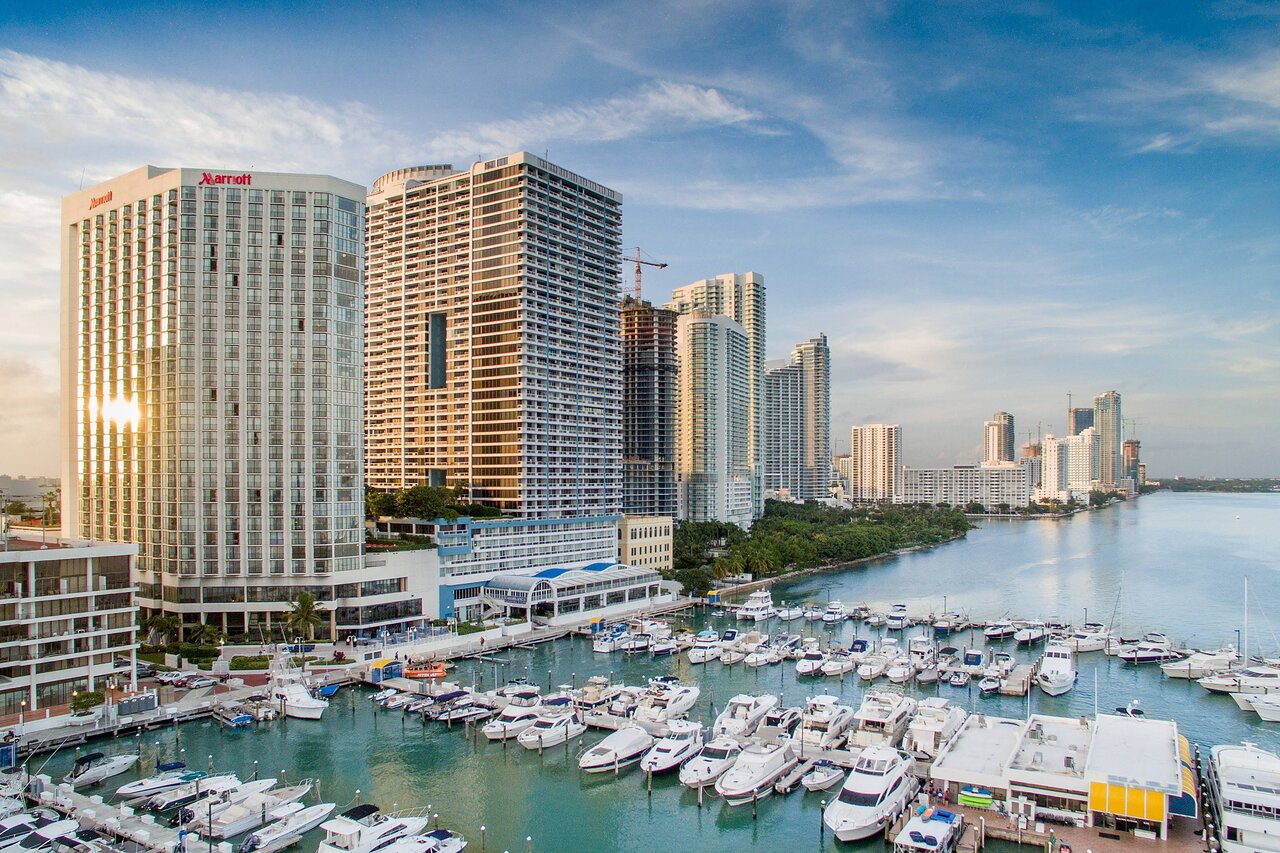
930,712,1194,841
480,563,667,625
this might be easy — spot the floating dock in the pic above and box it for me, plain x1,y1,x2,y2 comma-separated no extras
999,664,1034,696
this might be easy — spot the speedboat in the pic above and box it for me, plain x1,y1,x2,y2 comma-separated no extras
239,803,336,853
649,637,678,656
714,740,798,806
762,704,804,737
517,702,586,749
421,691,470,720
796,648,829,676
1064,622,1111,653
640,720,704,774
823,747,920,842
175,778,279,827
885,655,917,684
984,620,1017,641
315,805,431,853
886,604,909,631
1036,641,1077,696
904,698,967,760
1200,664,1280,695
592,625,629,653
0,810,61,852
864,612,887,627
848,637,872,662
1118,632,1180,664
932,613,962,637
850,690,918,748
9,819,78,852
801,760,845,792
267,655,327,720
633,678,700,724
1013,622,1047,646
822,601,847,623
777,604,805,622
482,689,544,741
62,752,139,787
857,649,892,681
616,633,651,654
948,671,970,688
892,807,964,853
821,650,855,677
978,673,1002,695
628,618,672,640
679,737,742,789
1161,645,1238,679
804,606,825,621
148,774,241,811
736,589,778,622
793,695,856,751
584,685,645,729
579,724,654,773
433,697,493,724
115,762,204,798
712,694,778,738
569,677,624,714
373,832,467,853
369,689,397,704
382,693,415,711
687,630,721,665
193,782,314,838
743,642,778,668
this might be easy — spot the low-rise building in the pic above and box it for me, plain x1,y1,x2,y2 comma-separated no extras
897,462,1032,509
618,515,673,574
480,562,670,626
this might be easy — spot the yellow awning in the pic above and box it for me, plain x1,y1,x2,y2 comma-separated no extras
371,659,395,668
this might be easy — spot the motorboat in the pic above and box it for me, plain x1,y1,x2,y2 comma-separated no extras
687,630,721,665
743,641,778,668
481,691,544,741
1205,743,1280,853
1036,641,1077,696
848,637,872,662
1161,645,1238,679
1014,622,1047,646
1118,632,1180,664
712,693,778,738
115,762,204,798
238,803,336,853
850,690,918,749
947,671,970,688
904,698,967,760
517,702,586,749
983,621,1017,641
823,747,920,842
148,774,241,811
857,648,892,681
372,832,467,853
978,673,1002,695
569,677,624,714
932,613,962,637
719,645,747,666
736,589,778,622
821,650,855,677
434,697,493,724
777,604,804,622
796,648,829,676
1064,622,1111,653
1245,694,1280,722
936,646,960,670
62,752,139,787
584,685,645,729
0,768,27,801
801,760,845,792
315,805,431,853
864,612,887,628
989,651,1015,676
678,737,742,789
892,807,964,853
192,782,314,838
627,617,672,640
916,666,939,685
592,625,629,654
0,810,61,852
885,655,917,684
44,828,112,853
369,689,398,704
420,691,470,720
10,819,79,852
803,606,825,621
382,693,415,711
175,778,279,826
578,724,654,773
403,661,447,680
792,695,856,751
959,649,986,674
908,637,936,669
772,632,802,656
886,604,910,631
640,720,704,774
822,601,847,624
633,678,700,724
649,636,678,656
616,633,651,654
714,740,798,806
214,702,255,728
1201,665,1280,695
267,655,328,720
761,705,804,737
716,628,741,656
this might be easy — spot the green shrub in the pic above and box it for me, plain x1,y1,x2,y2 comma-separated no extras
230,655,269,671
178,643,219,659
71,691,105,713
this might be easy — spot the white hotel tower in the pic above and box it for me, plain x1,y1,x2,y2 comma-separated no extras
61,166,369,636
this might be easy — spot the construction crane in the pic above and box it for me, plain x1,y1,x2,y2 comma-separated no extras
628,247,667,301
1124,417,1147,439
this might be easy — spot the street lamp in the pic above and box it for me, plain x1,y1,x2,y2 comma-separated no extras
18,700,25,736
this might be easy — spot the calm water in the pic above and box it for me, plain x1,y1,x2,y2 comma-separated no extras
37,493,1280,852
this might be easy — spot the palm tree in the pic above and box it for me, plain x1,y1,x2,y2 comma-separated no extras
185,621,220,645
146,614,182,644
285,592,326,641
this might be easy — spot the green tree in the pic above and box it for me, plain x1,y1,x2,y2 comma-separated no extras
146,613,182,644
3,500,27,516
185,621,222,645
285,591,327,641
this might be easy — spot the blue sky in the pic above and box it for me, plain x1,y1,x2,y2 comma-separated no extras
1,0,1277,477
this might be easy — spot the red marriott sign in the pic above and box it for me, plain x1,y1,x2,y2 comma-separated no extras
198,172,253,186
88,190,113,211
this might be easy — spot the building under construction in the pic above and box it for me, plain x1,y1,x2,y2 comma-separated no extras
621,296,678,517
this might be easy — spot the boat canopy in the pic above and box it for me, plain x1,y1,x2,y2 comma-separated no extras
72,752,105,767
157,761,186,772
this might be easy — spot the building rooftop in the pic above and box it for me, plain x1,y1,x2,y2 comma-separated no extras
1087,714,1182,794
932,714,1026,783
1010,714,1093,779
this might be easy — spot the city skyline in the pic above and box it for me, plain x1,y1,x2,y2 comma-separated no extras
2,3,1279,477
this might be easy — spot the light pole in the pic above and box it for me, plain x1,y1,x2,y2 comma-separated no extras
18,700,25,737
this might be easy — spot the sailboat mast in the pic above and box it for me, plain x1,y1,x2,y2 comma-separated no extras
1244,576,1249,666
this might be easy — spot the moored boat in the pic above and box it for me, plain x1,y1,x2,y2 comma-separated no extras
714,740,798,806
578,724,655,773
823,747,920,842
62,752,139,787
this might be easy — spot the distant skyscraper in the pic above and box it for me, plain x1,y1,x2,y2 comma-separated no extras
365,153,623,518
764,334,830,500
1093,390,1123,489
668,273,765,518
1037,428,1098,500
1123,439,1141,489
834,454,853,493
850,424,900,502
1068,407,1094,436
983,411,1015,464
61,166,366,635
621,297,678,517
675,312,754,527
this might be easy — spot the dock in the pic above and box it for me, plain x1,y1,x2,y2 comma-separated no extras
1000,664,1034,696
773,758,818,794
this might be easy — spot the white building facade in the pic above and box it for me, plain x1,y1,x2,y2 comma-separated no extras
849,424,901,502
764,334,830,501
898,463,1031,509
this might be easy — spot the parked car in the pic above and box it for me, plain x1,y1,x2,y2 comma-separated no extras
282,643,316,653
183,676,217,690
154,671,184,684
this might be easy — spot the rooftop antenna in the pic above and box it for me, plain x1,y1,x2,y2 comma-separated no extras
79,167,86,190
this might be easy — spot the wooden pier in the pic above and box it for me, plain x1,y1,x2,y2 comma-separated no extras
1000,664,1035,696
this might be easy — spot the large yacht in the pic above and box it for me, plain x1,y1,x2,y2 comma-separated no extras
849,690,918,749
315,805,430,853
267,655,328,720
792,695,857,751
1064,622,1111,653
1206,742,1280,852
822,601,847,623
904,697,967,761
712,694,778,738
736,589,779,622
1161,645,1238,679
714,740,798,806
1200,664,1280,695
823,747,920,842
1036,641,1077,696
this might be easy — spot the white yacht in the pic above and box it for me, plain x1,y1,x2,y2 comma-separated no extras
632,677,700,725
822,601,847,623
777,604,805,622
481,688,544,741
517,700,586,748
591,625,629,653
1064,622,1111,653
885,654,917,684
736,590,778,622
315,805,430,853
792,695,856,751
239,803,336,853
686,630,722,665
823,747,920,842
712,693,778,738
908,636,936,670
268,655,328,720
904,697,967,760
714,740,798,806
984,620,1017,641
892,807,965,853
615,633,651,654
1206,743,1280,852
374,832,467,853
1161,645,1238,679
857,647,893,681
115,762,205,798
886,604,910,630
821,650,856,677
678,737,742,789
849,690,918,749
578,724,654,773
743,641,778,668
1118,632,1180,664
62,752,139,787
148,774,241,811
1013,622,1047,646
176,778,279,826
803,606,826,621
192,782,314,838
1036,641,1077,696
1201,664,1280,695
10,818,78,852
640,720,704,774
0,811,60,853
1244,694,1280,721
584,685,645,730
795,648,829,676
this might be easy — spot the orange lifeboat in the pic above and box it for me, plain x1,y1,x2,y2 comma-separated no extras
404,661,447,679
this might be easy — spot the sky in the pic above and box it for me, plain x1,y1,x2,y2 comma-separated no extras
1,0,1277,478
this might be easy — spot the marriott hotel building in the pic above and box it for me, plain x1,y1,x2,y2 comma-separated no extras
60,166,375,636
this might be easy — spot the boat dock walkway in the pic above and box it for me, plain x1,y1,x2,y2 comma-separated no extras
1000,664,1035,696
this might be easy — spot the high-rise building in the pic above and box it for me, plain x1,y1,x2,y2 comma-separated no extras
668,273,765,518
621,297,677,517
365,153,623,518
1037,428,1098,502
849,424,901,502
834,454,853,494
1068,407,1094,436
61,167,367,635
983,411,1015,464
1123,439,1141,490
764,334,830,500
1020,442,1042,489
1093,390,1123,489
675,311,754,527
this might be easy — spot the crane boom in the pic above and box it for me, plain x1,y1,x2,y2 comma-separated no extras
630,247,667,301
